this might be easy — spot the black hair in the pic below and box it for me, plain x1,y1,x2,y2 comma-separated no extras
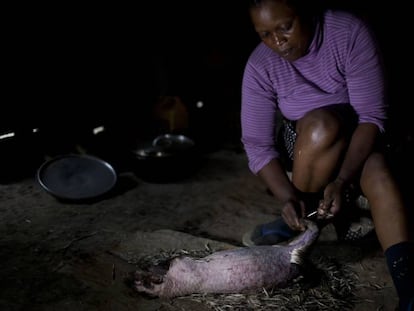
246,0,324,20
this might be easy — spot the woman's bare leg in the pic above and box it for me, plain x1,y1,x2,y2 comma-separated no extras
361,152,414,310
292,108,348,193
360,152,411,249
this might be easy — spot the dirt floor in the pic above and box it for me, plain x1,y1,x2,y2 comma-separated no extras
0,140,411,311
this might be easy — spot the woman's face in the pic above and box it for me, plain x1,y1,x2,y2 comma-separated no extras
250,0,312,61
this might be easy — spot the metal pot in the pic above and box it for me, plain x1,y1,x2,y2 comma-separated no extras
131,134,200,183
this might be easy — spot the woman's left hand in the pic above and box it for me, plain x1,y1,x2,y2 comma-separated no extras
318,180,345,218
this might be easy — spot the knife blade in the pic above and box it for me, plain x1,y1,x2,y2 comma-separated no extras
306,210,333,219
306,210,318,219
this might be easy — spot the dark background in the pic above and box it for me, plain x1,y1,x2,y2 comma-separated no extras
3,2,254,137
2,1,411,180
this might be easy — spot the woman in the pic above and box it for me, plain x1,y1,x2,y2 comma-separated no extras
240,0,413,309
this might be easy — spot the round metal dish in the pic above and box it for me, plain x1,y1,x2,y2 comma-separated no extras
37,154,117,200
152,134,195,151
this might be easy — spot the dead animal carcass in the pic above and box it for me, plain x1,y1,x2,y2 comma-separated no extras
133,219,320,298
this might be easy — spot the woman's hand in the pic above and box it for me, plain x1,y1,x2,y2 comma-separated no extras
281,198,306,231
318,179,345,218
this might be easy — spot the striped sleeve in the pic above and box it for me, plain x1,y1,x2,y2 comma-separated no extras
345,18,387,131
241,57,280,174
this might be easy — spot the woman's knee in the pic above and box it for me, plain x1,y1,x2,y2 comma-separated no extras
360,153,392,194
296,109,343,148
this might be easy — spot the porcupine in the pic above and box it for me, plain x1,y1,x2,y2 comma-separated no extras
132,219,320,298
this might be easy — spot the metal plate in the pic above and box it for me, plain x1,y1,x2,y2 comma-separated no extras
37,154,117,200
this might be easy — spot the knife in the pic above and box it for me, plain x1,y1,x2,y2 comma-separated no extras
306,210,334,219
306,210,318,219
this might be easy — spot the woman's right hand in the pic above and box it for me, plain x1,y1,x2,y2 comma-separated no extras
281,198,306,231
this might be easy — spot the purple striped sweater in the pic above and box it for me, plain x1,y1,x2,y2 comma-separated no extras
241,10,387,174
